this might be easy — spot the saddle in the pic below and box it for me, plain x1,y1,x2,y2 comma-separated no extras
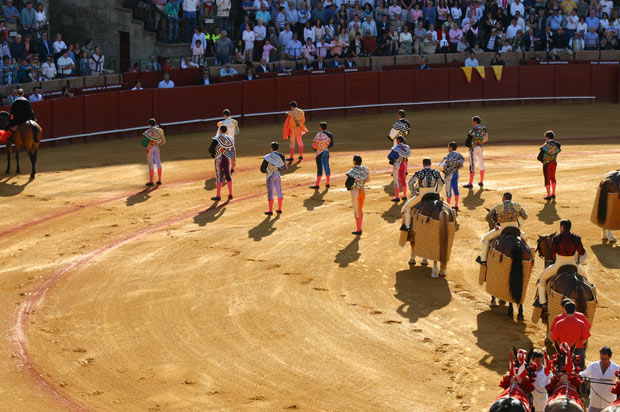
413,193,455,222
500,226,521,237
558,264,578,274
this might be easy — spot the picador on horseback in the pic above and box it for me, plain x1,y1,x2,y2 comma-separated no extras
534,219,587,309
5,89,38,143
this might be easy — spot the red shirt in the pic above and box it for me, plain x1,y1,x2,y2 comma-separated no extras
551,316,590,349
552,232,586,260
551,311,591,331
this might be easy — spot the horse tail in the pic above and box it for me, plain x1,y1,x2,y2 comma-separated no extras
439,206,449,267
31,122,40,144
509,239,524,303
598,180,609,225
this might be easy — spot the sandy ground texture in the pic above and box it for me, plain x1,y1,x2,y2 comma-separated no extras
0,104,619,412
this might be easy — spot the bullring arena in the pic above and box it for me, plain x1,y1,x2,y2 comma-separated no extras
1,95,619,411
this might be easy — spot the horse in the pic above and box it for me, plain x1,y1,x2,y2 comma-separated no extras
602,372,620,412
591,169,620,242
402,193,456,278
0,111,41,179
545,342,585,412
481,212,532,320
489,348,535,412
535,234,597,331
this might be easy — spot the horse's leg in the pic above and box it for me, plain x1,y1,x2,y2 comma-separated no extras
29,151,36,179
439,260,447,276
5,147,10,174
490,296,496,306
15,150,20,174
507,303,514,318
408,242,416,264
517,304,524,321
431,261,439,278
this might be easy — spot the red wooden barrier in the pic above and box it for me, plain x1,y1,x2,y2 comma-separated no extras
84,92,120,134
379,70,415,104
6,65,611,146
51,96,85,137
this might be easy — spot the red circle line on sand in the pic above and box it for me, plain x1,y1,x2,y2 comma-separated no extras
1,144,618,241
11,166,376,412
9,143,620,411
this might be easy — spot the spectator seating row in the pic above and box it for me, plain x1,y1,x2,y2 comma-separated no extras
0,74,122,98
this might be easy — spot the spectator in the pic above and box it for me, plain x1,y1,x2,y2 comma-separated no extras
244,65,255,80
234,40,246,64
363,29,377,55
275,6,286,30
5,88,17,105
361,15,377,37
548,50,560,60
147,55,162,72
601,30,617,49
216,0,231,32
37,32,52,61
298,2,311,32
21,1,36,31
262,38,276,62
40,55,56,79
314,19,326,42
166,0,181,42
66,43,76,62
284,1,298,25
486,27,499,51
584,25,600,49
523,28,537,51
580,346,620,412
449,22,463,52
551,301,590,368
311,3,325,24
215,30,233,65
586,10,600,31
566,9,579,38
490,52,505,66
183,0,199,42
279,23,293,51
158,72,175,88
201,69,211,84
78,51,91,76
256,57,270,72
350,31,364,56
296,56,312,70
129,62,141,73
329,53,342,67
242,24,255,61
219,62,238,76
301,37,316,61
500,39,513,52
419,56,430,69
89,47,105,74
422,31,438,54
314,54,326,69
343,54,356,67
192,40,205,64
510,0,524,17
464,51,479,66
56,49,75,77
181,55,199,69
10,35,26,61
570,31,585,51
547,9,562,31
472,42,484,54
275,60,292,72
192,27,205,51
3,0,20,29
256,4,271,24
29,86,43,102
398,25,413,54
330,33,348,56
132,80,144,90
377,14,390,38
254,18,267,56
53,33,67,59
552,27,569,51
61,86,74,98
16,58,32,83
423,0,437,27
81,39,95,58
577,16,588,35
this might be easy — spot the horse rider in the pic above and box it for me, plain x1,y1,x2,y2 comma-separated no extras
387,109,411,143
476,192,528,265
6,88,37,142
401,157,444,231
534,219,587,308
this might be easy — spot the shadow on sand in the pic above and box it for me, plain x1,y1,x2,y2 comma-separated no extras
193,200,228,226
394,267,451,324
463,187,485,210
0,175,32,197
536,199,561,225
248,215,280,241
591,243,620,269
125,186,158,206
303,188,329,211
334,236,361,267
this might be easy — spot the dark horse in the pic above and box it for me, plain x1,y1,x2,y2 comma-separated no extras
402,193,456,277
489,348,535,412
485,218,532,320
602,373,620,412
591,169,620,240
0,111,41,179
536,234,596,332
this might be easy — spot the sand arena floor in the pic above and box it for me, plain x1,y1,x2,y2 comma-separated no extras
0,104,619,412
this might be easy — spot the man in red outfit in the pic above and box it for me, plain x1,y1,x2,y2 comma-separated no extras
551,301,591,369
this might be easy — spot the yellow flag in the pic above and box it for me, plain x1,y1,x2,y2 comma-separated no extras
474,66,486,80
461,66,473,84
492,65,503,82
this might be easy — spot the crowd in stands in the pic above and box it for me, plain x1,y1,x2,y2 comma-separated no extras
0,0,106,87
156,0,620,73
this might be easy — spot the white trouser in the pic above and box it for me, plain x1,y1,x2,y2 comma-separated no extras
532,391,548,412
402,187,436,228
480,221,523,261
537,253,586,304
469,145,484,172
